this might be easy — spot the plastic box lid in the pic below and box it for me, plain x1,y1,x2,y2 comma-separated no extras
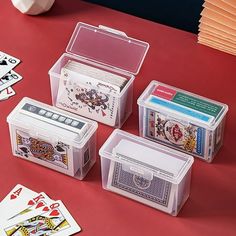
99,129,194,184
137,80,229,129
66,22,149,75
7,97,98,148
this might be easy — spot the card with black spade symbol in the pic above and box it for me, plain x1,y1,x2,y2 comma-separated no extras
0,70,22,92
0,51,20,78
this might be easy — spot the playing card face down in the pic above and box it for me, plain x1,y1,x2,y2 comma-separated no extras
107,161,175,213
99,129,194,216
137,81,228,162
7,97,98,180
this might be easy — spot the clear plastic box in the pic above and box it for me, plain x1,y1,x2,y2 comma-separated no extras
48,22,149,128
99,129,194,216
138,81,228,162
7,97,98,180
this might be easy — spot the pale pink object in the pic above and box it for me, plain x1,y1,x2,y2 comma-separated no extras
11,0,55,15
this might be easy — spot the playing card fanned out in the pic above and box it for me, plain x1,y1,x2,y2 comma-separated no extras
56,60,128,126
0,184,81,235
0,51,22,101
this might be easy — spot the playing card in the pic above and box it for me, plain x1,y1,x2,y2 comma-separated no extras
204,1,235,21
0,200,81,236
0,87,15,100
56,76,119,126
0,51,20,78
105,139,190,213
107,161,175,214
0,70,22,92
145,109,207,157
12,129,76,177
60,64,123,94
9,192,53,220
0,184,38,225
64,61,127,92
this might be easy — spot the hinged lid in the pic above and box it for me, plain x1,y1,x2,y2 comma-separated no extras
137,81,228,129
7,97,98,147
99,129,194,184
66,22,149,75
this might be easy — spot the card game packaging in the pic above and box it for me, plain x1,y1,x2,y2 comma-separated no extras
49,22,149,128
7,97,98,180
99,129,194,216
138,81,228,162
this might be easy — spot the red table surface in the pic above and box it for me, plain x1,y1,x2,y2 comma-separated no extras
1,0,236,235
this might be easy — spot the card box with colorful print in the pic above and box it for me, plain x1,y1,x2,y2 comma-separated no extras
138,81,228,162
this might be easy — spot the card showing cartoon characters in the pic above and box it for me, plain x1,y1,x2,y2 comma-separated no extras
12,129,76,176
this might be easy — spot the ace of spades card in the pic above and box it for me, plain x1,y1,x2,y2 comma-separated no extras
56,79,119,126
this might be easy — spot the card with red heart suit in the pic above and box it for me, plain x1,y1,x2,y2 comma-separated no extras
0,51,22,101
0,185,81,235
0,184,38,225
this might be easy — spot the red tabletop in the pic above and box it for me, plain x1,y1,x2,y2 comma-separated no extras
1,0,236,235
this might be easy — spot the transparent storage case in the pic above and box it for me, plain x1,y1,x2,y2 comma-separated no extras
49,22,149,128
138,81,228,162
7,97,98,180
99,129,194,216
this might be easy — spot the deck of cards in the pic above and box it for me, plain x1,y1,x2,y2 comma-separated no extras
55,60,128,126
7,97,98,180
49,22,149,128
99,129,194,216
198,0,236,56
0,184,81,235
0,51,22,101
138,81,228,162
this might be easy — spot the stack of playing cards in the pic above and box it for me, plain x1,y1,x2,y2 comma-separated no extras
99,129,194,216
0,51,22,101
7,97,98,180
55,60,128,126
0,184,81,235
198,0,236,56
